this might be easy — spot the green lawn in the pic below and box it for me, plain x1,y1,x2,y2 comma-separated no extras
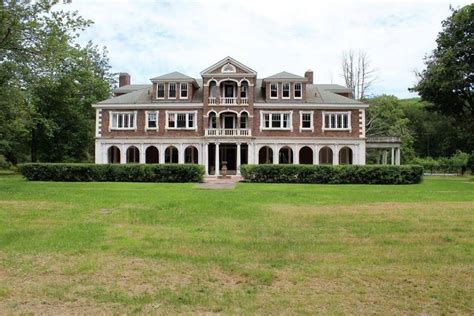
0,175,472,314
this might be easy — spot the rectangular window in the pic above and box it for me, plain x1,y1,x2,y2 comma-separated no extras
282,83,290,99
167,112,195,129
261,112,292,130
168,83,176,99
301,112,312,130
270,83,278,99
157,83,165,98
111,112,136,130
240,85,247,98
323,112,350,130
180,83,188,98
294,83,302,98
240,116,247,129
210,116,217,129
146,111,158,129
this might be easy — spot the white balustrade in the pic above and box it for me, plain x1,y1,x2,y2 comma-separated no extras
205,128,251,137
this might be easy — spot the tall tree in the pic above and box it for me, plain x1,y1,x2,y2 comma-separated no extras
341,49,376,100
410,4,473,152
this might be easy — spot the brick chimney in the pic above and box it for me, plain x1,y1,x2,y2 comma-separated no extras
119,72,130,87
304,70,313,84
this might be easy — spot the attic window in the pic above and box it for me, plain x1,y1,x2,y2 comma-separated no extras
222,63,236,73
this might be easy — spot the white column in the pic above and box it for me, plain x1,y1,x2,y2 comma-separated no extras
215,143,220,176
391,147,395,165
273,146,279,164
249,143,255,164
313,145,319,165
359,142,366,165
332,146,339,165
204,143,209,175
179,144,185,164
236,143,241,175
120,144,127,164
95,141,102,164
293,146,299,164
396,148,401,165
139,144,146,164
159,144,165,164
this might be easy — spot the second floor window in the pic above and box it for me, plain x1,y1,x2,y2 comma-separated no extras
157,84,165,98
324,112,350,130
240,116,247,128
270,83,278,98
301,112,312,130
168,83,176,99
282,83,290,99
146,112,158,129
262,112,291,129
294,83,302,98
241,85,247,98
167,112,195,129
180,83,188,98
111,112,136,130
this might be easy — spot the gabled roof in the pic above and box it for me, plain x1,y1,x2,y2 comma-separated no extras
264,71,307,81
150,71,199,87
200,56,257,75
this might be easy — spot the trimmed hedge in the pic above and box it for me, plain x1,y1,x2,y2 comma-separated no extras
240,164,423,184
19,163,204,183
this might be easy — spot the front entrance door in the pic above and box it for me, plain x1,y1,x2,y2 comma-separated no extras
223,115,235,129
220,144,237,174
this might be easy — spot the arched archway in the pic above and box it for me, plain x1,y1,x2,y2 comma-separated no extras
339,146,353,164
185,146,198,164
279,146,293,164
145,146,159,163
126,146,139,163
165,146,179,163
108,146,120,164
258,146,273,164
319,146,333,165
299,146,313,164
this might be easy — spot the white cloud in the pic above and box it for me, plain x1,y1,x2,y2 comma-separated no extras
64,0,470,98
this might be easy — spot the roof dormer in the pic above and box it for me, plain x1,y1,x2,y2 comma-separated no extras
150,71,199,102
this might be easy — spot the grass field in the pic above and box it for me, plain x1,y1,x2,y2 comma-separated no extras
0,175,472,314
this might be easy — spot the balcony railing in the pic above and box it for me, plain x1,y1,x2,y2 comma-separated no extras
220,97,237,105
207,97,249,105
241,97,248,105
205,128,251,137
208,97,217,105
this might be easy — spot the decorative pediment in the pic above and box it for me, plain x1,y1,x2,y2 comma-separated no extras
201,56,257,76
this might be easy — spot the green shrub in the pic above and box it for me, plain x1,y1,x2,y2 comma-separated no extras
410,151,469,174
0,155,11,170
19,163,204,182
240,164,423,184
468,152,474,173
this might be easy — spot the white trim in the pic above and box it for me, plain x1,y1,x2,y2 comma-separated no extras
145,110,159,131
282,83,290,99
322,111,352,132
253,103,368,109
260,111,293,131
109,111,137,131
270,83,278,99
165,110,198,131
156,83,165,99
221,63,236,73
299,111,314,132
200,56,257,75
168,82,177,99
294,82,302,99
180,82,188,99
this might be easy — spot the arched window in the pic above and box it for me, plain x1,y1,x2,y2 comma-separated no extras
258,146,273,164
279,146,293,164
319,147,333,165
222,63,236,73
126,146,139,163
339,147,353,165
208,112,217,129
165,146,179,163
185,146,198,164
240,112,248,129
240,81,248,99
209,81,217,98
145,146,159,163
108,146,120,164
299,146,313,164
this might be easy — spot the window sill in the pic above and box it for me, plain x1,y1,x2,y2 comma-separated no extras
166,127,196,131
300,128,314,132
261,128,292,131
110,128,136,131
322,128,352,132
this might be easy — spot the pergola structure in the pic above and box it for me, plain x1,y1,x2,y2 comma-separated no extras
366,136,401,165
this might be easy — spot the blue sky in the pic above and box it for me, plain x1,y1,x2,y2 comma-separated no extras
64,0,470,98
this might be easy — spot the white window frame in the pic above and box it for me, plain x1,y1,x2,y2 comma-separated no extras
260,111,293,131
282,82,290,99
165,111,198,131
270,83,278,99
168,82,177,99
322,111,351,131
294,82,302,99
109,111,137,131
145,111,159,131
180,82,188,99
156,83,165,99
300,111,313,132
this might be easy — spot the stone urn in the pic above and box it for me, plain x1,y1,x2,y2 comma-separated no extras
221,161,228,177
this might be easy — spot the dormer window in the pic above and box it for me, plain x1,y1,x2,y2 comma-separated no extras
294,83,302,99
180,83,188,98
168,83,176,99
222,63,236,73
282,83,290,99
270,83,278,99
157,83,165,99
